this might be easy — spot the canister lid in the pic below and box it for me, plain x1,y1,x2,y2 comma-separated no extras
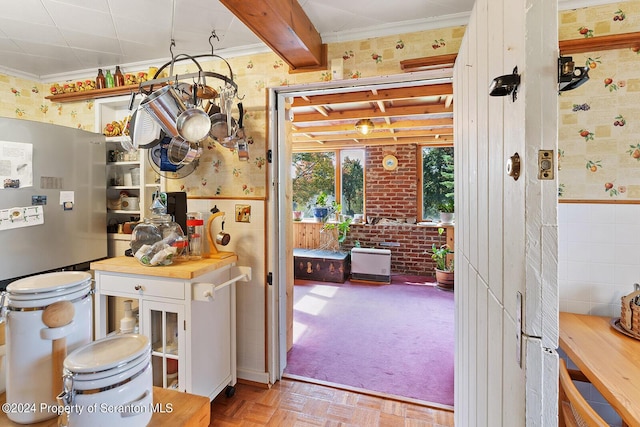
65,334,150,373
7,271,92,296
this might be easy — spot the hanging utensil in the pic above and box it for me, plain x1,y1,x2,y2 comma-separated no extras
215,217,231,246
176,107,210,142
167,136,202,165
197,85,218,100
233,103,249,160
131,105,163,149
141,85,187,138
119,92,137,153
209,87,237,142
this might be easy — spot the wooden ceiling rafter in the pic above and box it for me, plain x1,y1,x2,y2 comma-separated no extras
293,117,453,133
219,0,327,71
291,128,453,143
292,103,452,123
293,136,454,152
290,83,453,107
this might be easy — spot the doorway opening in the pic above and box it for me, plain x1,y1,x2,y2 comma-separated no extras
269,71,456,408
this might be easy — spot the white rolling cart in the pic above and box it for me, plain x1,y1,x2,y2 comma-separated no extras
91,256,250,400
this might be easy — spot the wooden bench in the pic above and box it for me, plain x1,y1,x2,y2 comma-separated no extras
293,249,350,283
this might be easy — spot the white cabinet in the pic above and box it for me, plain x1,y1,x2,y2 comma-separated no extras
142,300,185,390
94,95,161,257
92,256,250,400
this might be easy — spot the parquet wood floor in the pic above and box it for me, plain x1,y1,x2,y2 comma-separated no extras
209,378,454,426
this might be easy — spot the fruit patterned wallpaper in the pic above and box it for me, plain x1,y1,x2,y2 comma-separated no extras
1,2,635,201
0,25,463,199
558,1,640,201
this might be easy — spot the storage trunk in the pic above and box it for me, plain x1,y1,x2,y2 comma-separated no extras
293,249,350,283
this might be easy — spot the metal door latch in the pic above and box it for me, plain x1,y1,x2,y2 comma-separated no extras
538,150,554,180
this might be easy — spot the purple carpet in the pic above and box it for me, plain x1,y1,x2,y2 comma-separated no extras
285,274,454,406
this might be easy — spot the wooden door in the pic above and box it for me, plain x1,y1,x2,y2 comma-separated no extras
454,0,559,425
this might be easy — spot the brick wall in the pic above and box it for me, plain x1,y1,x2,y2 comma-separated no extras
365,145,418,219
342,224,443,276
346,144,446,276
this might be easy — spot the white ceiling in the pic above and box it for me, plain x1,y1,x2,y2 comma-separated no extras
0,0,617,82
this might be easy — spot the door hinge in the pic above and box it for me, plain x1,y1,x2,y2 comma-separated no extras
267,272,273,286
267,149,273,163
184,320,186,331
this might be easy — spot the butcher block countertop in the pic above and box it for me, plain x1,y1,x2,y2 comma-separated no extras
91,255,238,279
0,386,210,426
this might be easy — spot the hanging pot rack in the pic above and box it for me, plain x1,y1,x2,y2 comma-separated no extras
138,34,239,100
138,54,237,97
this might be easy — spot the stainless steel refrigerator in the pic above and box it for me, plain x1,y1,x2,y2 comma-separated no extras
0,118,106,288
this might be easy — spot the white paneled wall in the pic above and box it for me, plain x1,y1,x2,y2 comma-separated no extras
187,199,269,384
558,203,640,316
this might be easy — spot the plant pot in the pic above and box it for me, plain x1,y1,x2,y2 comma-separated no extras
435,269,454,290
313,207,328,222
439,212,454,224
293,211,303,221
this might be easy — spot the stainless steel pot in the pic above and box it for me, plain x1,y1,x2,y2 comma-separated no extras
140,85,187,137
176,107,210,142
167,137,202,165
209,112,236,141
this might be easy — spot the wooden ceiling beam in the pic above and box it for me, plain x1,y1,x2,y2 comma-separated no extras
290,83,453,107
292,128,453,143
292,136,454,151
292,118,453,133
220,0,326,71
292,104,452,123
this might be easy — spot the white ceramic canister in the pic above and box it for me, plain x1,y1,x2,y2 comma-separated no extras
57,334,153,427
121,196,139,211
2,271,93,424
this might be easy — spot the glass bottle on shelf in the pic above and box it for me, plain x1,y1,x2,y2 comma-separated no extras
114,66,124,87
96,69,106,89
105,69,114,88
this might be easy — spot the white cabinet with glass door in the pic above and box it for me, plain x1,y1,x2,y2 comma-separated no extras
91,256,249,400
142,300,186,390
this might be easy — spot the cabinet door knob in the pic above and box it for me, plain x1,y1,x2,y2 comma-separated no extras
134,285,143,291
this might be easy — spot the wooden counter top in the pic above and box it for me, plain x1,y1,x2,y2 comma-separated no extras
91,255,238,279
0,386,210,426
559,312,640,426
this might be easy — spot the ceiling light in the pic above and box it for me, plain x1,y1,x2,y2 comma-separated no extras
355,119,374,135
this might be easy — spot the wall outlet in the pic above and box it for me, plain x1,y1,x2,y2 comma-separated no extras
331,58,344,80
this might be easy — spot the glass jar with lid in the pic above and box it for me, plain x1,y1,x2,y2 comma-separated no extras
130,214,187,266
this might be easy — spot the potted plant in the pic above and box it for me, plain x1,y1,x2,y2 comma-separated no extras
431,227,454,290
323,216,352,247
437,199,455,224
311,191,330,222
292,202,303,221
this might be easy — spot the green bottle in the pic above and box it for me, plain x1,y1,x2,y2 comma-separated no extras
105,69,114,88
